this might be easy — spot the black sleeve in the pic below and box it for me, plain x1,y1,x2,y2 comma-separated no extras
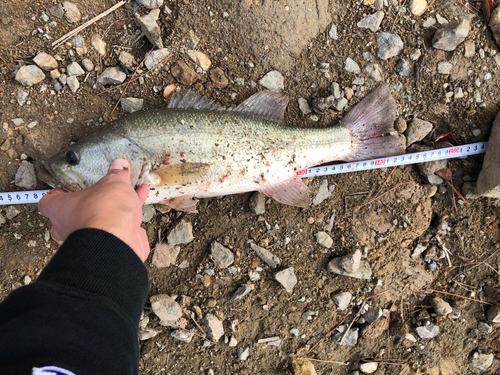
0,228,149,375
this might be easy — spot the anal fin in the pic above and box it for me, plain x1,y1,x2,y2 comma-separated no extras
259,176,311,208
161,196,199,213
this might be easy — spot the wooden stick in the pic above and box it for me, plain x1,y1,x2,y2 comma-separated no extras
445,180,469,205
0,53,12,72
52,1,127,48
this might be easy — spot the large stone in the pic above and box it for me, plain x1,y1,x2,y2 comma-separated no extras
328,257,372,279
63,2,81,23
407,144,447,176
210,241,234,268
171,60,199,86
203,314,224,342
313,179,331,205
121,97,143,113
152,243,180,268
136,11,163,48
316,231,333,248
15,161,37,189
432,19,470,51
210,67,228,89
331,292,352,310
249,192,266,214
15,65,45,86
405,118,433,147
409,0,427,16
339,249,362,273
118,51,136,70
187,50,211,71
137,0,164,9
376,32,404,60
167,219,194,245
357,11,384,32
97,67,126,85
150,294,182,322
259,70,284,92
250,242,280,268
430,297,453,316
275,267,297,292
343,58,360,74
66,62,85,76
477,112,500,197
33,52,58,71
144,48,170,70
471,352,494,371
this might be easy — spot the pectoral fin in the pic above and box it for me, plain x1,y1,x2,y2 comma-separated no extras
259,176,311,207
161,196,199,213
153,163,210,186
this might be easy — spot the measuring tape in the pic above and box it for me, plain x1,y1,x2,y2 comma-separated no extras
0,141,488,205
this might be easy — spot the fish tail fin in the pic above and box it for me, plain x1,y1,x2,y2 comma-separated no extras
343,83,405,161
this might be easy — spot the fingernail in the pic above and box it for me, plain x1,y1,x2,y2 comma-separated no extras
110,158,130,171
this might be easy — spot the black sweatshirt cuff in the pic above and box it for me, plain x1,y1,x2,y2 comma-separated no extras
38,228,149,324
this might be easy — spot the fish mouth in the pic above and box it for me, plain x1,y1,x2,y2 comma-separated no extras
37,161,86,192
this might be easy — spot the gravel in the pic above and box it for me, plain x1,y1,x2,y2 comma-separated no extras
343,57,361,74
233,283,253,300
97,66,126,85
15,161,37,189
33,52,58,71
136,10,163,48
313,179,332,205
144,48,170,70
432,19,470,51
357,11,384,32
396,58,411,76
15,65,45,86
137,0,164,9
328,256,372,279
405,118,433,146
66,76,80,93
203,314,224,342
332,325,358,346
210,241,234,268
298,98,312,115
187,50,211,71
152,243,180,268
315,231,333,248
248,192,266,214
471,352,494,371
11,118,24,126
167,219,194,245
329,23,338,40
409,0,427,16
275,267,297,292
331,292,352,310
339,250,362,273
121,97,144,113
171,330,194,343
171,60,199,86
363,63,384,81
415,323,439,338
150,294,182,322
81,58,94,72
238,347,250,361
259,70,284,92
437,61,453,74
250,242,281,268
63,2,81,23
16,89,29,106
376,32,404,60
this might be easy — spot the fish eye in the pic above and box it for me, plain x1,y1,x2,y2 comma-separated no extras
65,150,80,166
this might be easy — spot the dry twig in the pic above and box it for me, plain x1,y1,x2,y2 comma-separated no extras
415,289,492,305
298,358,348,366
52,1,127,48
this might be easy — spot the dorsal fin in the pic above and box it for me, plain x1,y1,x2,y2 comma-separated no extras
232,91,288,124
167,91,226,111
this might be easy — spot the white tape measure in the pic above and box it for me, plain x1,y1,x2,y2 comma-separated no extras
0,141,488,205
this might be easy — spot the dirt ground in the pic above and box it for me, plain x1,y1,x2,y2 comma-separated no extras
1,0,500,374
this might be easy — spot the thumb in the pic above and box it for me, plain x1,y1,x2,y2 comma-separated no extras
107,159,131,181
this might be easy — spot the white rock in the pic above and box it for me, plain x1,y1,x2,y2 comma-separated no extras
259,70,284,92
357,11,384,32
66,62,85,76
437,61,453,74
329,23,338,40
91,34,106,56
33,52,58,71
360,362,379,374
15,161,37,189
343,57,360,74
203,314,224,342
67,76,80,93
97,67,126,85
144,48,170,70
15,65,45,86
275,267,297,292
63,2,81,23
187,50,211,71
409,0,427,16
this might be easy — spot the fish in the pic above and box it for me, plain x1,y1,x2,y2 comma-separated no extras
39,84,405,212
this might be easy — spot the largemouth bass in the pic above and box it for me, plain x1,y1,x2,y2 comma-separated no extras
40,84,405,212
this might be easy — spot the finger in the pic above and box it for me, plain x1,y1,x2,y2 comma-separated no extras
50,226,64,242
136,185,150,205
38,189,68,217
106,158,132,182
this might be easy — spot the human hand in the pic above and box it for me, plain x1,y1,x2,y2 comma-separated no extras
38,159,151,262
